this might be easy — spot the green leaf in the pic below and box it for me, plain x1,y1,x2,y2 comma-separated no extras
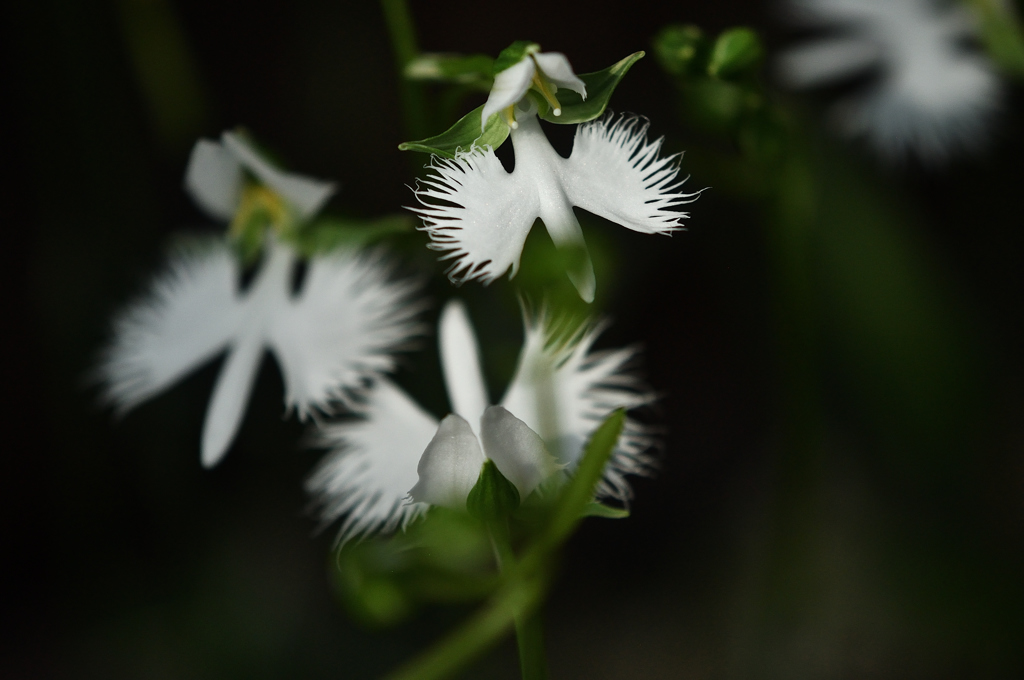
581,502,629,519
293,214,414,256
405,53,494,90
399,104,510,158
969,0,1024,77
542,409,625,546
467,461,520,522
707,28,763,79
652,24,709,77
537,52,644,125
494,40,540,74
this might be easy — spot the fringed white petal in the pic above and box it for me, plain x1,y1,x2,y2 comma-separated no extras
778,0,1001,162
532,52,587,99
98,238,243,415
412,148,539,286
479,405,559,499
501,310,656,502
306,378,439,543
184,141,243,222
221,132,337,219
565,113,698,235
438,300,489,429
267,248,426,420
481,59,536,130
408,414,485,508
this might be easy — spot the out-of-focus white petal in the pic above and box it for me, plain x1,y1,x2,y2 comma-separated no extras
98,239,243,414
776,38,882,88
565,114,698,237
481,59,536,130
412,148,539,286
438,300,489,429
501,311,656,502
221,131,337,218
184,140,243,222
409,413,486,508
532,52,587,99
479,405,558,499
201,337,264,468
267,249,425,419
307,378,439,542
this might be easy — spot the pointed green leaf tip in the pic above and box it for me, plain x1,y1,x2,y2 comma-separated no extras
536,51,644,125
707,27,763,79
467,461,520,522
398,104,510,158
493,40,541,74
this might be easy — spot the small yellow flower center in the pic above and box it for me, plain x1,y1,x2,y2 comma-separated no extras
229,183,289,237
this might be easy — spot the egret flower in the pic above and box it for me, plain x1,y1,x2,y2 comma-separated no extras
306,299,656,542
98,135,424,468
481,42,587,131
413,111,699,302
776,0,1001,162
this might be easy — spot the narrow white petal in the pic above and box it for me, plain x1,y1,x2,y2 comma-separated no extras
97,238,243,415
564,114,699,236
776,38,882,88
438,300,489,429
481,59,535,131
411,148,540,286
221,131,337,219
184,139,243,222
501,311,656,502
201,337,264,468
479,405,558,500
409,414,486,508
267,248,425,419
306,378,438,543
532,52,587,99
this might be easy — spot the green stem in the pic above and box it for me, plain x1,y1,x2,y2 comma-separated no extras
488,520,549,680
380,0,429,140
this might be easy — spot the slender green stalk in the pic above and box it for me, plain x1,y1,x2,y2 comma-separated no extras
380,0,430,140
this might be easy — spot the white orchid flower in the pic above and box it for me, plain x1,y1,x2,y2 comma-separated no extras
413,111,699,303
776,0,1001,162
185,130,336,227
481,43,587,131
306,299,656,542
98,135,423,468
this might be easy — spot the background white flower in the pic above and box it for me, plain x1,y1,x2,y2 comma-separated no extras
98,237,425,468
413,112,699,302
306,299,657,542
776,0,1001,162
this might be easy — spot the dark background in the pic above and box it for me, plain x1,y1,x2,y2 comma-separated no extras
4,0,1024,678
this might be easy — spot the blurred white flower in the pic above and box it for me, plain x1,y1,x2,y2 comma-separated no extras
481,44,587,130
413,111,698,302
306,299,656,542
776,0,1001,162
98,135,423,468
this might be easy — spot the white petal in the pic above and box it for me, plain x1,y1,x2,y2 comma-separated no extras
409,413,486,508
481,59,535,131
501,311,655,502
775,38,882,88
200,337,264,468
221,131,337,219
267,248,425,419
479,405,558,499
438,300,489,429
184,139,243,222
564,114,699,236
412,148,539,286
533,52,587,99
306,378,439,542
97,238,243,415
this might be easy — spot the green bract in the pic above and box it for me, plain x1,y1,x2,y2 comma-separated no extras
533,51,644,125
467,461,521,522
397,104,510,158
707,27,763,79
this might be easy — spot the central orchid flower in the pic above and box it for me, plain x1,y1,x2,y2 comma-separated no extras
306,299,656,542
413,110,699,302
